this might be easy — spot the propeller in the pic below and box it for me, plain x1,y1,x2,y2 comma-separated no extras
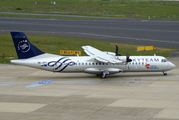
115,44,121,56
126,53,132,63
125,53,132,70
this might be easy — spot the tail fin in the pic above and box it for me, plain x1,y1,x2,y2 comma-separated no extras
11,32,44,59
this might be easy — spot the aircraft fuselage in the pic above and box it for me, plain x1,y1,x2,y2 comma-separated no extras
11,54,175,75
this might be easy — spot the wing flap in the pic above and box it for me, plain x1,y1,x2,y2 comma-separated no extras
83,49,95,56
82,45,122,64
95,56,122,64
82,46,104,56
95,56,109,63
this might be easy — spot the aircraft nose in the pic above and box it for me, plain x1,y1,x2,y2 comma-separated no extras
170,62,176,69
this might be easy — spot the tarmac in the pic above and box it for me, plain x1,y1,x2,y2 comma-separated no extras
1,16,179,48
0,53,179,120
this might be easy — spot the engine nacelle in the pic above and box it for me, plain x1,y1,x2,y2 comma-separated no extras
84,68,123,74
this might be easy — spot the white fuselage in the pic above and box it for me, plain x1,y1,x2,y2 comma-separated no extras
11,53,175,75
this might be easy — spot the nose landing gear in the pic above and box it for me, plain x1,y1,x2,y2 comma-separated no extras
163,71,167,76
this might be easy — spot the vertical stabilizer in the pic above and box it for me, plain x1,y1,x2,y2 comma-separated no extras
11,32,44,59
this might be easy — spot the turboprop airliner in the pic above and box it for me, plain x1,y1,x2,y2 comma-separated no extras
10,32,175,78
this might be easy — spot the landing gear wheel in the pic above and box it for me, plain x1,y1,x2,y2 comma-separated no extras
100,71,109,79
163,73,167,76
101,74,106,79
163,71,167,76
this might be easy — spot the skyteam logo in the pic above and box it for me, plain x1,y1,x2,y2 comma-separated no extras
18,40,30,53
48,57,75,72
145,64,159,69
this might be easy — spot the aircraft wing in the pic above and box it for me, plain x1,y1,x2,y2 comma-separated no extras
82,46,122,64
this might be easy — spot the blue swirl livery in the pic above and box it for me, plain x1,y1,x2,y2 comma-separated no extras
48,57,75,72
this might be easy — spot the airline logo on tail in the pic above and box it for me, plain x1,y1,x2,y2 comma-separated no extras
18,40,30,53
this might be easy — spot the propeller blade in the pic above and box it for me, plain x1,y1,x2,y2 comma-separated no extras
126,52,132,63
115,44,118,56
115,44,121,56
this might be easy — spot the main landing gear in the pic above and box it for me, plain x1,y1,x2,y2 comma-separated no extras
163,71,167,76
100,71,109,79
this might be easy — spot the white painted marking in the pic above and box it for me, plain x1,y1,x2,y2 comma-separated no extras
25,84,42,88
80,33,179,44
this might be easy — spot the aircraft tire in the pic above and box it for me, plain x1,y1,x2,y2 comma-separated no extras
163,71,167,76
100,74,106,79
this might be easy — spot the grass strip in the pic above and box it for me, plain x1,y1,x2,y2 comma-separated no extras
0,13,114,20
0,0,179,20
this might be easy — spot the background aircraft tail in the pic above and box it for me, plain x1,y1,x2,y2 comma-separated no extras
11,32,45,59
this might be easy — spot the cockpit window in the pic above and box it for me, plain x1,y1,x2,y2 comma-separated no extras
161,59,168,62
